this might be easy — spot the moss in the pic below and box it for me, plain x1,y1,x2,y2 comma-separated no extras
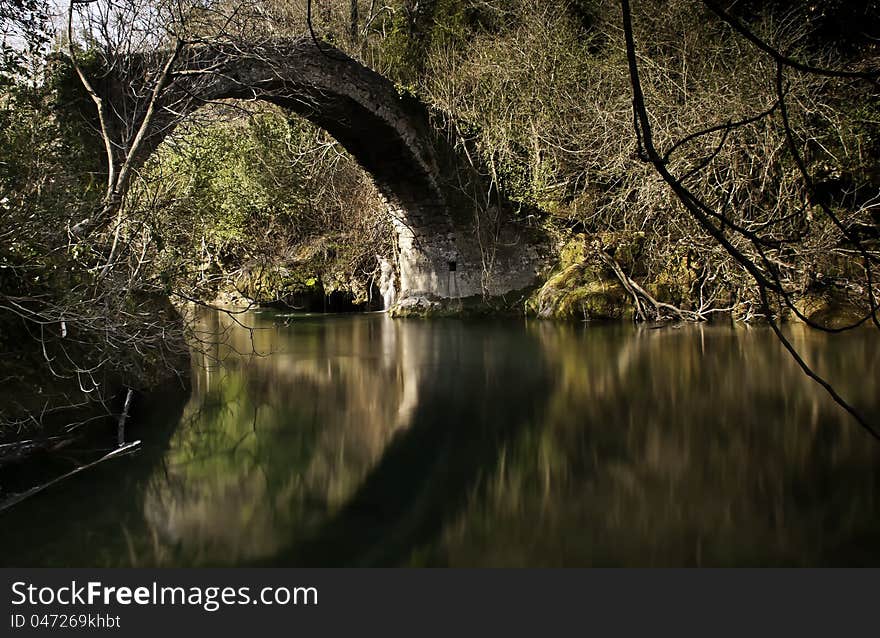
232,263,321,304
526,263,633,321
558,235,588,267
600,231,646,272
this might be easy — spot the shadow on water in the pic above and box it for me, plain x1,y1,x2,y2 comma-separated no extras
1,310,879,566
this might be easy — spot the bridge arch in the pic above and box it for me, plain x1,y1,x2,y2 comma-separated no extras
110,39,546,309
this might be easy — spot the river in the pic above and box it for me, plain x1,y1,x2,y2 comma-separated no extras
1,309,879,566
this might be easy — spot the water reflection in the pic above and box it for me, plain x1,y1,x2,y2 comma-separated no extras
142,311,421,564
0,312,878,566
436,323,880,566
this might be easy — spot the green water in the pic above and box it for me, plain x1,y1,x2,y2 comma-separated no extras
1,310,879,566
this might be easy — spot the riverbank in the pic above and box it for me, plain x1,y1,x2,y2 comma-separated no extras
0,293,191,481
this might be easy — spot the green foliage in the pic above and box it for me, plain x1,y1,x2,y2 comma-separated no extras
0,72,102,294
133,105,392,303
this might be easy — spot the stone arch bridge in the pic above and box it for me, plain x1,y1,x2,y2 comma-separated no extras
101,38,547,312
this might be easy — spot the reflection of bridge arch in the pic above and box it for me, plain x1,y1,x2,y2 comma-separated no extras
271,319,553,566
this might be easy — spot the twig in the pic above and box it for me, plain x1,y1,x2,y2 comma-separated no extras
117,387,133,447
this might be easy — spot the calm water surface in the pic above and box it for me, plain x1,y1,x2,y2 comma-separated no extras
2,310,879,566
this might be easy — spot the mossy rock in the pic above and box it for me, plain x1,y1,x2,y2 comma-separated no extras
389,296,445,318
527,264,633,321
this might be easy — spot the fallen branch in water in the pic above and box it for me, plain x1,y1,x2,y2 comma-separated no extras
0,435,76,465
0,440,141,514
